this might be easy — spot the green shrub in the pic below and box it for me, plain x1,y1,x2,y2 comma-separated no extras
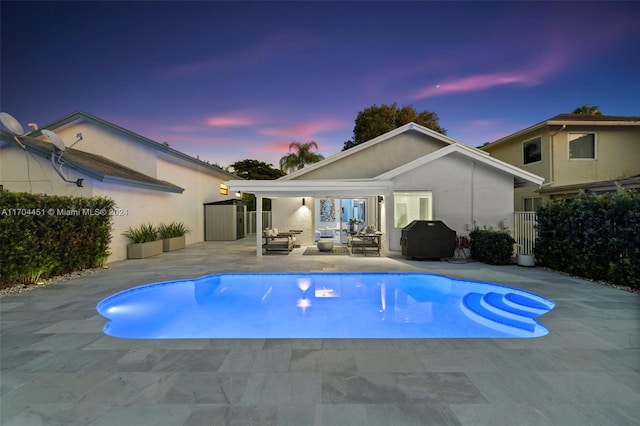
536,187,640,290
158,221,191,239
122,223,158,243
469,229,515,265
0,190,114,286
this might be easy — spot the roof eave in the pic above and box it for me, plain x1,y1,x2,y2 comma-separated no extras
38,111,239,179
226,179,392,197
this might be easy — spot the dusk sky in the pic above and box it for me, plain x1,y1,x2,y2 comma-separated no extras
1,1,638,169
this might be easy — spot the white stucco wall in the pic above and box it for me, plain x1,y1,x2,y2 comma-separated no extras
0,141,92,196
155,155,235,243
387,153,514,252
271,197,314,246
2,119,241,264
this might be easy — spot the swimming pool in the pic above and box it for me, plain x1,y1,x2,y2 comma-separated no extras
97,272,555,339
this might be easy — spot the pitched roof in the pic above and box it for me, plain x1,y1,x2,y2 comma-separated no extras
227,128,544,195
279,122,461,181
547,114,640,123
37,111,239,180
483,114,640,150
1,133,185,193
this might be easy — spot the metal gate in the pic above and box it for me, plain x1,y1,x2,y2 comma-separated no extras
513,211,537,255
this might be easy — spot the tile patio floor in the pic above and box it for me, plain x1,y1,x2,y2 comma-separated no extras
1,239,638,425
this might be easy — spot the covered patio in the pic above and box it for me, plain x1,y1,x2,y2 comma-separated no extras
227,179,392,256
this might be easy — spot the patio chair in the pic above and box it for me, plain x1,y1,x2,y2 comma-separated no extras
270,228,298,247
350,229,382,256
263,229,293,253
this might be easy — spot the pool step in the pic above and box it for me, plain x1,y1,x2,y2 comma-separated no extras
504,292,554,313
483,292,543,318
461,291,553,336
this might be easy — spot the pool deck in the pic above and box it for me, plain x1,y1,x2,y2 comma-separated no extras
1,239,639,425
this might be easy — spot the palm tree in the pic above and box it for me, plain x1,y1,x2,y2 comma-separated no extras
279,141,324,173
572,104,603,115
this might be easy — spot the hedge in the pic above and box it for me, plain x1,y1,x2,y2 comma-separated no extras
469,229,515,265
0,191,115,286
535,187,640,290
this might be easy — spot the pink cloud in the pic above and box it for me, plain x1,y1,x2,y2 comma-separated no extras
408,38,572,100
412,72,534,99
259,119,345,141
256,142,294,153
205,114,257,127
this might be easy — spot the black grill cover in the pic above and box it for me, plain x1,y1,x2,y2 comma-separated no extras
401,220,456,259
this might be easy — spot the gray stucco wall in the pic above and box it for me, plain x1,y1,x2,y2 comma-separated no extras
296,131,449,180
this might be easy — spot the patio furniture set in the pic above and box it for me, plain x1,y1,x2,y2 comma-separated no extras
263,228,382,256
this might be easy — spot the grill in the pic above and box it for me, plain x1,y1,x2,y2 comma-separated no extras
401,220,456,259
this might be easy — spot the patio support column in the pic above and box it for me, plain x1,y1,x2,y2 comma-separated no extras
256,194,263,257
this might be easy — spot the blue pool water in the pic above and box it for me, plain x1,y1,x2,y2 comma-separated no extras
97,272,555,339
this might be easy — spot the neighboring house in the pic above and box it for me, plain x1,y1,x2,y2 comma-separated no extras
0,111,242,262
480,114,640,211
227,122,543,256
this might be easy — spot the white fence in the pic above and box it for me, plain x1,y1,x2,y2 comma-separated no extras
246,211,272,234
513,211,538,255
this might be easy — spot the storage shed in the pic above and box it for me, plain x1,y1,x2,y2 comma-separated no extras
204,199,246,241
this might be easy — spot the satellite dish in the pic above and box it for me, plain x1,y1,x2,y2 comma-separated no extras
0,112,26,136
43,128,84,187
42,129,66,152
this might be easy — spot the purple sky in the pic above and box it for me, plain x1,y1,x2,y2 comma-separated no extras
1,1,638,169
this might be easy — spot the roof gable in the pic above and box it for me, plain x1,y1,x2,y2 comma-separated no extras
280,122,459,180
483,114,640,150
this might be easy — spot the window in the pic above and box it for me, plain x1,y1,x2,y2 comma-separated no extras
523,137,542,164
569,133,596,159
522,197,542,212
393,191,432,228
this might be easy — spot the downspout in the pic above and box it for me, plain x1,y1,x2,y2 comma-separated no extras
546,124,566,187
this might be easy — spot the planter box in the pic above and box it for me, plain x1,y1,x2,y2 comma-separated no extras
517,254,536,267
127,240,163,259
163,236,186,252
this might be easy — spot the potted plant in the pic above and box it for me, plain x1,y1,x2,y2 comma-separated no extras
348,218,361,234
158,221,191,252
122,223,162,259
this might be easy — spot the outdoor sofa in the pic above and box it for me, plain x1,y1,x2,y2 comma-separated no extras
263,228,294,253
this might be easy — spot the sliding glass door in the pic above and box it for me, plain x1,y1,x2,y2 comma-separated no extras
340,198,367,244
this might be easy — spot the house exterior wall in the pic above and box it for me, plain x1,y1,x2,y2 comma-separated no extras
551,126,639,185
297,131,449,179
483,123,639,209
2,117,240,263
155,155,231,244
271,197,314,246
0,141,93,196
387,153,513,251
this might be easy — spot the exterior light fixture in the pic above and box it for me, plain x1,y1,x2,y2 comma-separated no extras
302,198,305,206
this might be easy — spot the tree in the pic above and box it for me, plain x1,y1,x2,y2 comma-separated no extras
572,104,603,115
342,103,446,151
279,141,324,174
229,159,285,180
